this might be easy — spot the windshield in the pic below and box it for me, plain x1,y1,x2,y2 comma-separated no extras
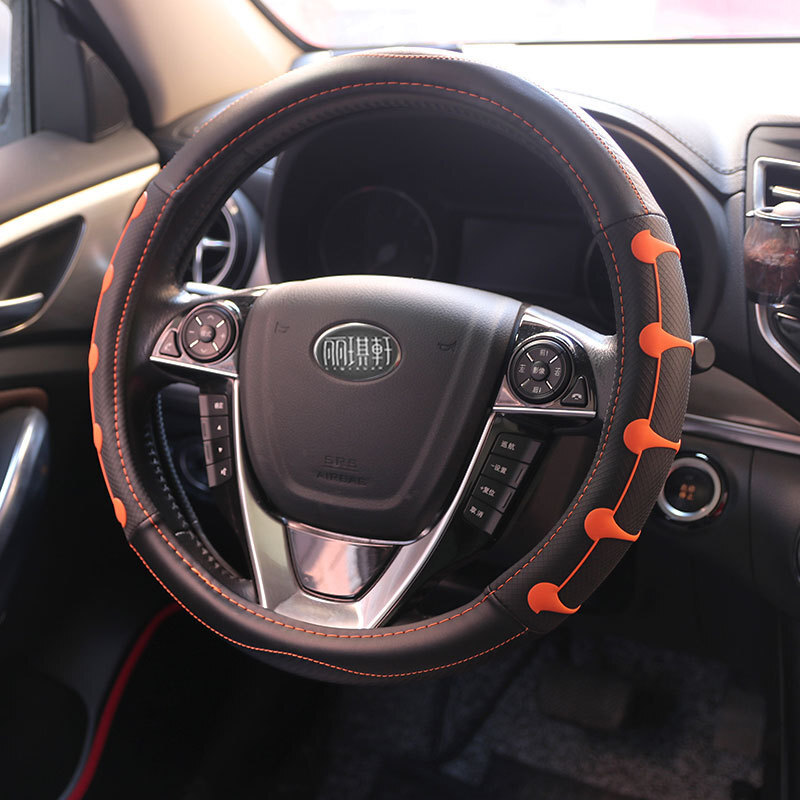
261,0,800,49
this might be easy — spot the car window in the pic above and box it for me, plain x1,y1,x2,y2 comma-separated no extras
0,1,11,127
261,0,800,48
0,0,24,147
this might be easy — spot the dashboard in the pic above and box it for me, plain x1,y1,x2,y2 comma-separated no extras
259,110,711,336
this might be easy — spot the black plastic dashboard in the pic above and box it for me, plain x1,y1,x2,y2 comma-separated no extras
262,110,714,337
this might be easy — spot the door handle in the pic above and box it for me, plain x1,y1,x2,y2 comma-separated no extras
0,292,45,330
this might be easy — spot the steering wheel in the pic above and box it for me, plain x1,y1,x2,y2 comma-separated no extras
89,50,692,682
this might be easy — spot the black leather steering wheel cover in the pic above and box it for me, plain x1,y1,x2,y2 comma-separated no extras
89,49,692,682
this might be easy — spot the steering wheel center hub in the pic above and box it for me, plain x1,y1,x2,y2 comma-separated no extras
239,275,519,541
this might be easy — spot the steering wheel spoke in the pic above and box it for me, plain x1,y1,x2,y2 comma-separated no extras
226,374,500,628
148,285,267,382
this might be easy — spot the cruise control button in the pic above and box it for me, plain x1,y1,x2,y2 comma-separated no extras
463,497,503,535
482,454,527,488
200,416,229,440
199,394,229,416
207,458,232,487
203,437,231,464
491,433,540,464
561,377,588,407
473,476,514,512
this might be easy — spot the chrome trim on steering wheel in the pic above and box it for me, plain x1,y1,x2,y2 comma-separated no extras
493,305,613,419
149,286,267,378
287,521,396,599
232,372,498,629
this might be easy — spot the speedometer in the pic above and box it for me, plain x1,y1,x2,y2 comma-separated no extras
319,186,436,278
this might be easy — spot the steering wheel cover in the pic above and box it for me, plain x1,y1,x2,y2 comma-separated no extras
89,49,692,682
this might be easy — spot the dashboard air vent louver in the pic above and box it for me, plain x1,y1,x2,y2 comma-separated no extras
187,198,238,285
181,190,260,289
754,157,800,208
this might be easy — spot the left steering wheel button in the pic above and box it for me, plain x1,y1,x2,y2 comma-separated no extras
199,394,229,416
207,458,233,487
158,329,180,357
203,437,231,464
201,416,229,440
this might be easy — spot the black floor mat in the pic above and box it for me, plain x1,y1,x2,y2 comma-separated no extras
441,636,762,799
370,762,481,800
318,634,763,800
0,663,87,799
482,755,643,800
370,756,642,800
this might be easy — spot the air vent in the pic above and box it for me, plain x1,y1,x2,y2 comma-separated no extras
750,157,800,374
753,157,800,209
185,198,239,285
182,188,261,288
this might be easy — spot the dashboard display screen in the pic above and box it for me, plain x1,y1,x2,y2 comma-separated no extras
458,218,587,298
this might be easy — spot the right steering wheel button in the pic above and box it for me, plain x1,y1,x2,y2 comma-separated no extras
491,433,540,464
463,497,503,535
473,476,514,512
482,454,527,488
561,377,588,407
509,339,571,403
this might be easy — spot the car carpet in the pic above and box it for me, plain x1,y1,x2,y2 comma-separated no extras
78,612,763,800
369,756,642,800
317,634,763,800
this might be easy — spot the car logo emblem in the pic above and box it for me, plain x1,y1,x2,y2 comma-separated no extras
313,323,401,381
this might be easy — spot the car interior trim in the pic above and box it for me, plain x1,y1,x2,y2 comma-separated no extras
755,302,800,377
656,454,723,523
0,164,159,251
683,412,800,457
0,407,49,563
752,155,800,210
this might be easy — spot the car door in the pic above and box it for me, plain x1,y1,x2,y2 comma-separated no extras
0,0,157,618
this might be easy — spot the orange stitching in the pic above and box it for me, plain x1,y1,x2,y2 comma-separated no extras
530,229,683,610
98,78,630,640
130,543,525,677
530,82,649,214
